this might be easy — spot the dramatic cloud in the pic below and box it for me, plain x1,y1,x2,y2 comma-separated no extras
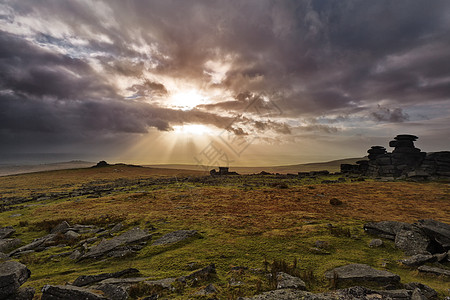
1,0,449,163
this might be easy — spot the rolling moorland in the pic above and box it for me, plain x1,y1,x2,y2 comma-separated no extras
0,164,449,299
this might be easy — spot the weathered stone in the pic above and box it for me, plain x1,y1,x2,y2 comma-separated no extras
400,254,435,267
152,230,199,246
69,250,82,260
72,268,140,286
0,261,31,298
395,228,430,255
0,238,21,253
433,252,447,262
417,265,450,276
314,240,330,249
9,234,57,256
417,219,450,250
81,228,152,260
51,221,71,234
324,263,400,284
309,247,330,255
404,282,438,300
238,288,310,300
110,223,124,233
363,221,412,240
64,230,80,240
276,272,306,290
96,283,128,300
179,263,216,284
194,283,218,296
369,239,383,248
41,285,108,300
143,277,176,290
8,287,35,300
0,226,15,239
329,198,343,206
0,252,10,261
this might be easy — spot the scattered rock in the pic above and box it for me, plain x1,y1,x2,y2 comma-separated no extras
143,277,176,290
0,226,15,239
363,221,412,240
194,283,218,296
51,221,71,234
110,223,124,233
433,252,448,262
276,272,306,290
369,239,383,248
152,230,199,246
324,263,400,285
9,234,57,256
96,283,128,300
395,228,430,255
309,247,330,255
64,230,80,240
8,286,35,300
81,228,152,260
0,252,10,261
417,219,450,250
400,254,435,267
238,288,310,300
417,265,450,277
69,250,82,260
404,282,438,300
329,198,343,205
73,268,140,287
179,263,216,284
41,285,108,300
0,261,31,298
0,238,22,253
97,277,148,287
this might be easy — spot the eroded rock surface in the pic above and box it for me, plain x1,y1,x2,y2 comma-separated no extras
151,230,199,246
324,263,400,284
0,261,31,298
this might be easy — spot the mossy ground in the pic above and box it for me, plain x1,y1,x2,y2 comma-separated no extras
0,165,449,299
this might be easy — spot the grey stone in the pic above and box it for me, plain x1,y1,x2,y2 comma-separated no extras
363,221,412,240
179,263,216,284
400,254,435,267
9,234,57,256
96,283,128,300
324,263,400,284
41,285,108,300
73,268,140,287
395,228,430,255
417,219,450,250
110,223,124,233
0,261,31,298
0,252,10,261
144,277,176,290
152,230,199,246
417,265,450,276
404,282,438,300
411,288,427,300
276,272,306,290
8,287,35,300
434,252,447,262
0,238,22,253
69,250,82,260
194,283,218,296
81,228,152,259
238,288,310,300
64,230,80,240
51,221,71,234
369,239,383,248
0,226,15,239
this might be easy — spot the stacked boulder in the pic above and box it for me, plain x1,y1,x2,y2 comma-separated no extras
0,261,34,300
419,151,450,177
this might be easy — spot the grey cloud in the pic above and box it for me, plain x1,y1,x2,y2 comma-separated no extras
370,106,409,123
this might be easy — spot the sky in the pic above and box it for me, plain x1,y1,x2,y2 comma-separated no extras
1,0,450,166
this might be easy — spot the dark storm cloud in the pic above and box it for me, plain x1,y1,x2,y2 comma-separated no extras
1,0,450,154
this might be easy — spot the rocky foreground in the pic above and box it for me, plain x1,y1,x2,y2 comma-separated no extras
0,218,449,299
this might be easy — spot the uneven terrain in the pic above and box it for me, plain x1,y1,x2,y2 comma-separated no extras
0,165,449,299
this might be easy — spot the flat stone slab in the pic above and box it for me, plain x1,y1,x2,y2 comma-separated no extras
363,221,412,240
81,228,152,260
9,234,57,256
0,261,31,298
0,226,15,239
0,238,21,253
417,265,450,277
41,285,108,300
143,277,176,290
400,254,435,267
152,230,199,246
72,268,140,287
239,288,310,300
395,228,430,256
417,219,450,249
324,263,400,284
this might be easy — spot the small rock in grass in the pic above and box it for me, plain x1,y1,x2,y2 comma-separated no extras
329,198,343,206
369,239,383,248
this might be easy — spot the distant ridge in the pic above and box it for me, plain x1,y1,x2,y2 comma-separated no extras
146,157,367,174
0,161,94,177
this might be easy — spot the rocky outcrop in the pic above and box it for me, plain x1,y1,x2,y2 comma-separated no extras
324,263,400,285
400,254,435,267
41,285,108,300
417,265,450,277
72,268,140,287
151,230,199,246
395,228,431,256
81,228,152,260
364,221,412,240
276,272,306,290
0,226,15,239
0,238,21,253
0,261,32,299
417,219,450,250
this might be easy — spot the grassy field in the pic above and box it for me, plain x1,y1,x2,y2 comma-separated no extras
0,165,449,299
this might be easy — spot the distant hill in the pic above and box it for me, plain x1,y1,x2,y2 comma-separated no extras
0,161,94,177
146,157,367,174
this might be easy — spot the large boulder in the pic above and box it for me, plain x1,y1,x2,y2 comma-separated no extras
417,219,450,250
363,221,412,240
395,228,430,255
0,238,22,253
8,287,35,300
0,261,31,298
81,228,152,260
152,230,199,246
41,285,108,300
324,264,400,285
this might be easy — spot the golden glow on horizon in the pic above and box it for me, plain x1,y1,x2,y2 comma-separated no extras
173,124,214,135
168,89,208,110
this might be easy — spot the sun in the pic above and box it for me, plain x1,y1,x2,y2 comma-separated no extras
173,124,213,135
168,89,207,110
